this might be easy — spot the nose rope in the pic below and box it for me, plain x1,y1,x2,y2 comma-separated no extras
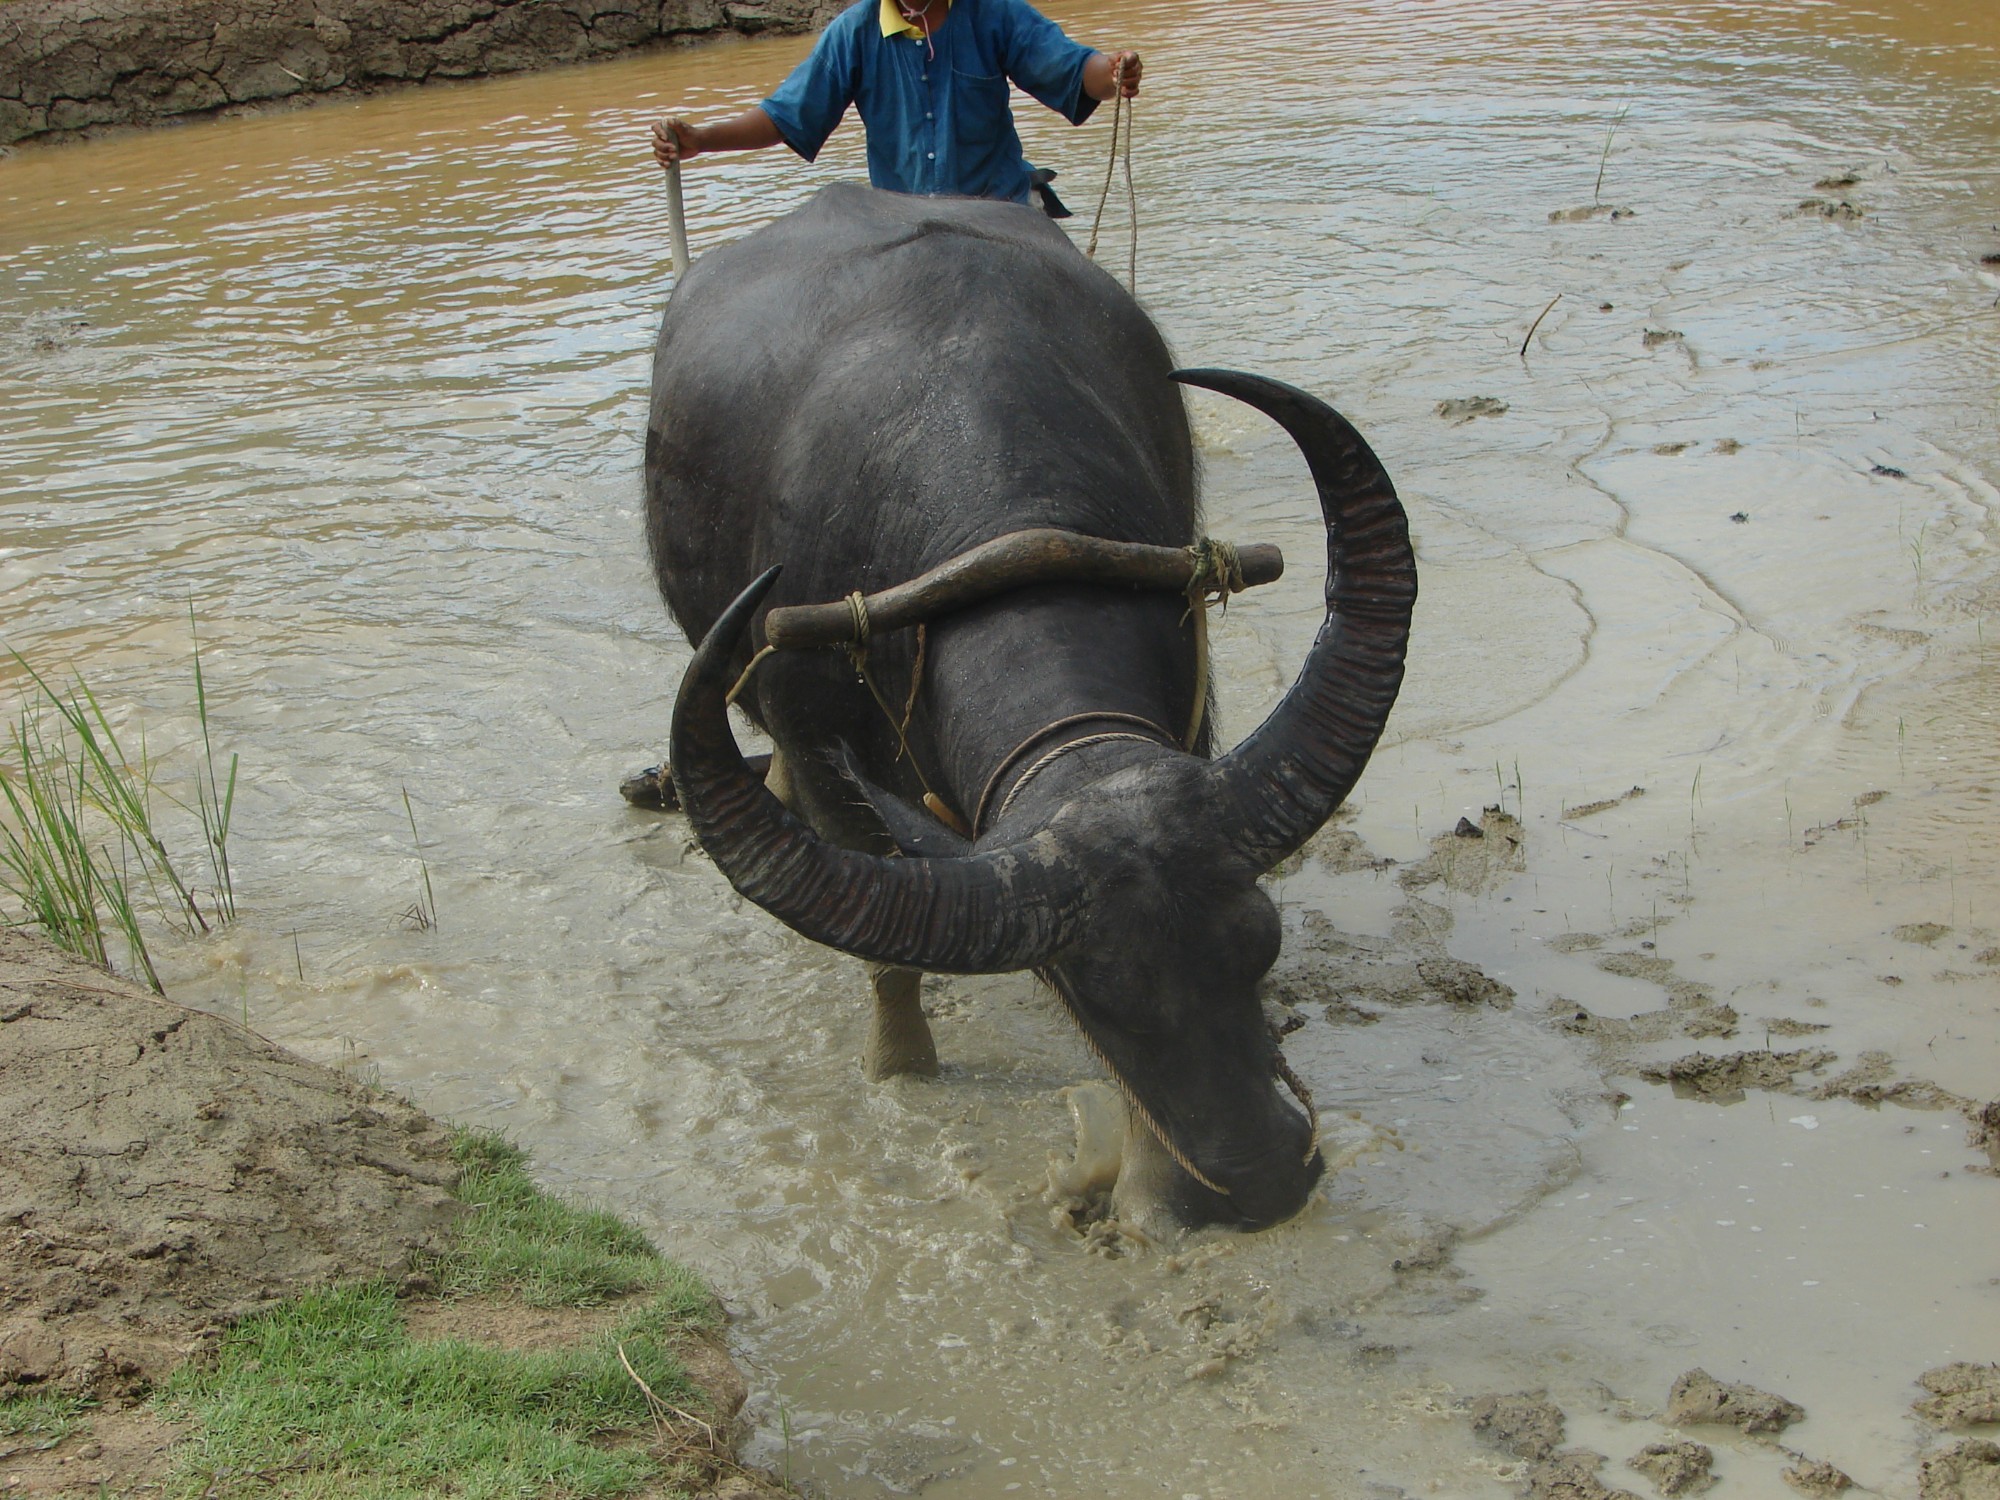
1274,1052,1322,1164
1064,1000,1232,1200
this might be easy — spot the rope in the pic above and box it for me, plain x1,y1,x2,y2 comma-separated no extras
840,591,963,828
843,590,871,671
1084,58,1137,289
995,730,1162,826
725,645,775,707
1274,1053,1322,1164
897,624,927,753
972,711,1177,837
1180,538,1245,750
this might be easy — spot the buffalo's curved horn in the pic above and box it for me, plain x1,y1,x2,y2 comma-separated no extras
1174,369,1417,870
670,568,1086,973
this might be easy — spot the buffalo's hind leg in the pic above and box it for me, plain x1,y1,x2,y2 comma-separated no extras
865,964,938,1080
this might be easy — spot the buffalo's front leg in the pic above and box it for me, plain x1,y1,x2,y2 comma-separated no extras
865,963,938,1080
762,749,940,1081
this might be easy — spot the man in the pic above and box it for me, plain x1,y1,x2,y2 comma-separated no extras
648,0,1140,211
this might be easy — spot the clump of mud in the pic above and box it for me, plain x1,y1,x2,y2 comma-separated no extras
1399,806,1526,897
1437,396,1509,424
0,930,465,1397
1919,1441,2000,1500
1791,198,1864,221
1639,1048,1836,1101
1468,1391,1566,1460
1628,1439,1714,1495
1522,1448,1641,1500
1466,1392,1643,1500
1915,1365,2000,1430
1665,1368,1805,1435
1783,1457,1854,1495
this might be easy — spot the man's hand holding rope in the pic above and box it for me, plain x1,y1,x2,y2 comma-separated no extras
1085,49,1142,101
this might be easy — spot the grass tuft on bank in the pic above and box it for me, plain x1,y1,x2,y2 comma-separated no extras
0,1389,94,1445
433,1129,714,1314
153,1128,724,1499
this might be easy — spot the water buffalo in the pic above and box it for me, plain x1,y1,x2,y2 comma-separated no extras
646,183,1414,1232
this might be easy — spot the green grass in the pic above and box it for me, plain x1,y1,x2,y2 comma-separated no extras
0,1389,95,1447
0,629,240,990
429,1131,716,1315
157,1131,724,1499
159,1283,700,1499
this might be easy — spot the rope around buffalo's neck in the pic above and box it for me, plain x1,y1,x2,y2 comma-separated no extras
971,711,1178,837
994,730,1164,827
1084,62,1137,289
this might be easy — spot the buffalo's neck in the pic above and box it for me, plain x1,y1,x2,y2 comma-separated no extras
920,588,1202,837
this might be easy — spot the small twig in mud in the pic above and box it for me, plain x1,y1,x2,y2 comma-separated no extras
1520,293,1563,359
615,1341,717,1452
1593,104,1631,205
614,1338,762,1487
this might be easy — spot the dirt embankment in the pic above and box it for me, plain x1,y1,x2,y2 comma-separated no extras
0,927,469,1398
0,0,839,147
0,929,772,1496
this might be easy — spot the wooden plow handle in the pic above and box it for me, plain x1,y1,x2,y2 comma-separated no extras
761,529,1284,650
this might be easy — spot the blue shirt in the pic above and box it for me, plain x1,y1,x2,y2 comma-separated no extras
761,0,1100,205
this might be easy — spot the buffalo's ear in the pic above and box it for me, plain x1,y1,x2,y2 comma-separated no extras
833,746,973,859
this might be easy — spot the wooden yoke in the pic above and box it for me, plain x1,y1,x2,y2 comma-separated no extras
762,529,1284,650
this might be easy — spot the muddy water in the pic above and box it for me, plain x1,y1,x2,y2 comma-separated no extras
4,0,1999,1494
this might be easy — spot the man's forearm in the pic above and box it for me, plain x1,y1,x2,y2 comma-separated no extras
689,108,784,155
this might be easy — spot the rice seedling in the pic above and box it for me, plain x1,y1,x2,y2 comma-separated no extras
400,785,438,931
1593,103,1631,205
188,600,238,923
8,652,206,932
0,675,165,991
0,634,240,991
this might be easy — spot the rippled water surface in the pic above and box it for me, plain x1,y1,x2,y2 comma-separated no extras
5,2,1999,1495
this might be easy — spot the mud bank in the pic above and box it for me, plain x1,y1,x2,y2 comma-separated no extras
0,929,778,1496
0,0,835,146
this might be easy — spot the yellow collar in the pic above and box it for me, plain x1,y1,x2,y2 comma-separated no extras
880,0,948,39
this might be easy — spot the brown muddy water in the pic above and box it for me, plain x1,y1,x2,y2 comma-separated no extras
4,1,1999,1495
